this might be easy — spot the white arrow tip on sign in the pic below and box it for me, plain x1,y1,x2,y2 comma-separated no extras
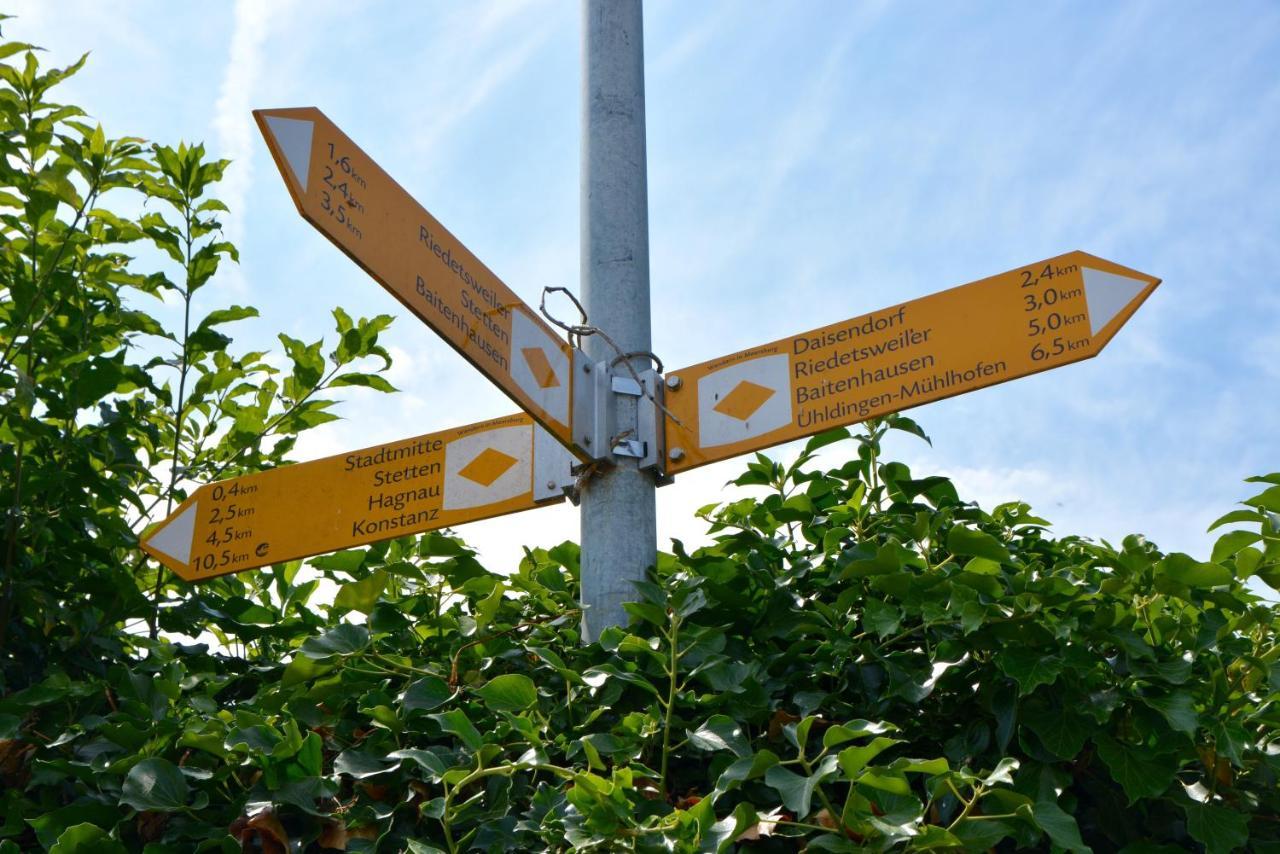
263,115,314,193
1082,267,1148,336
146,501,198,566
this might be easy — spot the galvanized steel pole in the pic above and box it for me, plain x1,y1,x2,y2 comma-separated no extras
579,0,656,641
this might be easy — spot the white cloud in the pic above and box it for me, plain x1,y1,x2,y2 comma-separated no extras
211,0,298,293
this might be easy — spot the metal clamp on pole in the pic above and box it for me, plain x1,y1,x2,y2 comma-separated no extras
638,369,671,484
570,347,602,463
533,425,580,504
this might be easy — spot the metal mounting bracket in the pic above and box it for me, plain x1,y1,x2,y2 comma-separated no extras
637,369,670,484
533,425,578,503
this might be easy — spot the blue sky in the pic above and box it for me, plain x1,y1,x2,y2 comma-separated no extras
10,1,1280,570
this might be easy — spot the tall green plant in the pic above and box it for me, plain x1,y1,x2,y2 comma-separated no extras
0,26,397,687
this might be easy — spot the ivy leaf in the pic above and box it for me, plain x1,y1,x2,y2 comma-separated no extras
909,825,964,849
1023,702,1094,759
332,570,386,615
1031,798,1090,853
1129,657,1192,685
689,716,752,758
1139,691,1198,737
718,749,780,786
334,749,400,779
389,748,449,781
705,802,758,854
401,676,452,712
1181,800,1250,854
997,647,1064,695
48,824,127,854
581,663,661,698
119,758,189,812
1094,736,1176,804
837,737,902,777
862,598,901,638
299,623,369,659
764,754,839,817
430,709,484,751
476,674,538,712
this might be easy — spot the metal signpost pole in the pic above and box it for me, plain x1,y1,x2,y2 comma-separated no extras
579,0,657,641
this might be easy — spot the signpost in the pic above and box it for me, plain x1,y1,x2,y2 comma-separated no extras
141,414,574,581
141,8,1161,643
253,107,587,460
661,251,1160,472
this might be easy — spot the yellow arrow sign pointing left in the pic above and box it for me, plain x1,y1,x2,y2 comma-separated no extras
253,107,588,461
141,413,573,582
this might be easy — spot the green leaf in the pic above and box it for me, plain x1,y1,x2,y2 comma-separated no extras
389,748,449,781
1181,800,1250,854
837,737,902,777
1094,736,1176,804
1032,798,1090,853
334,749,400,779
947,526,1010,562
197,305,258,328
581,663,661,698
475,674,538,711
119,758,189,812
430,709,484,751
764,754,839,817
1210,530,1262,564
281,653,335,686
705,802,758,854
909,826,964,849
333,570,386,614
1023,702,1093,759
296,732,323,777
717,749,780,786
49,824,127,854
402,676,453,712
962,556,1002,575
1207,509,1263,531
1159,553,1233,588
1129,657,1193,685
862,598,901,638
688,715,751,757
299,623,369,659
1140,691,1198,737
997,646,1064,695
1243,484,1280,512
803,427,850,453
330,372,397,393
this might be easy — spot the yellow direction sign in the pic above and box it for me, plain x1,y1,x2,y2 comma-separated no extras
662,251,1159,473
253,107,585,459
141,414,574,582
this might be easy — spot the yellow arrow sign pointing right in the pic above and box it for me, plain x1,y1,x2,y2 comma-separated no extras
662,251,1160,472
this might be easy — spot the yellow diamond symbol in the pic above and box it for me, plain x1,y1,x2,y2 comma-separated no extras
458,447,518,487
521,347,560,389
713,380,775,422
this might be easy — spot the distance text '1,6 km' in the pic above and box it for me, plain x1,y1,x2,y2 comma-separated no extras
253,107,586,460
662,250,1160,472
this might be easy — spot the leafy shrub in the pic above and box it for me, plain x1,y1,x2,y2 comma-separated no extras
3,418,1278,851
3,18,1279,854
